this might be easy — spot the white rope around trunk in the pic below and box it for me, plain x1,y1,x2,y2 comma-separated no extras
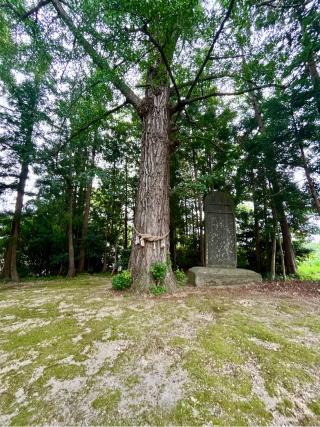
134,226,169,248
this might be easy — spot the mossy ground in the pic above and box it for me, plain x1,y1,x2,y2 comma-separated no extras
0,275,320,426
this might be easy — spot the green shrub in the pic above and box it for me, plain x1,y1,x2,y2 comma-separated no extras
112,270,132,290
174,268,187,284
149,285,166,296
150,261,167,285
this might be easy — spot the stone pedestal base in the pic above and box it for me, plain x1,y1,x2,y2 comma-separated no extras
188,266,262,287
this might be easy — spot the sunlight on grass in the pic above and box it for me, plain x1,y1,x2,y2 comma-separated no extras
297,243,320,281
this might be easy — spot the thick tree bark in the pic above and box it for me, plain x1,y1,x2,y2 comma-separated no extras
129,85,176,291
78,150,95,272
1,162,28,281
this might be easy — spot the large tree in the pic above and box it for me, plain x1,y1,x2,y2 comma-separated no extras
1,0,288,288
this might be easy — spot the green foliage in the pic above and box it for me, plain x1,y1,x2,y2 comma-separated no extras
149,285,166,296
112,270,132,291
174,268,187,285
150,262,167,285
297,243,320,281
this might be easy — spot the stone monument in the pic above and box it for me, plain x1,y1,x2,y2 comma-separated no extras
188,191,261,286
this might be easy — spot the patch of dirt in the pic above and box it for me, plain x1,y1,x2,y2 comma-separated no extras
84,340,130,375
2,319,51,334
244,360,320,426
248,337,281,351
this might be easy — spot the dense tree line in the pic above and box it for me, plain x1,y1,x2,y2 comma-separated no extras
0,0,319,288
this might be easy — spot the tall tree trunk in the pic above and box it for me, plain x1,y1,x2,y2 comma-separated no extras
277,226,286,281
269,175,297,275
251,170,262,273
299,142,320,215
78,149,95,273
129,85,176,290
1,162,29,281
66,180,76,278
270,234,276,281
124,156,128,250
291,109,320,214
296,4,320,114
251,93,296,275
307,56,320,114
192,149,204,265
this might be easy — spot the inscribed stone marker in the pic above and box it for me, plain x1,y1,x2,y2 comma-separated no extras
204,191,237,268
188,191,262,286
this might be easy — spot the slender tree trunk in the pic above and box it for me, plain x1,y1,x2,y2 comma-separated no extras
300,142,320,215
307,56,320,114
251,174,262,273
270,176,297,275
277,226,286,280
251,93,296,275
124,156,128,250
129,85,176,290
192,149,204,265
66,180,76,278
199,200,205,266
270,234,276,281
290,110,320,214
297,5,320,114
78,149,95,272
102,229,108,273
1,162,29,281
279,213,296,274
184,198,188,236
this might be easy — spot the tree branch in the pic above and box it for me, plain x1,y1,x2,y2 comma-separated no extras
50,0,143,112
23,0,51,18
173,84,284,112
209,54,244,60
142,25,181,102
173,72,246,93
185,0,236,100
68,101,128,140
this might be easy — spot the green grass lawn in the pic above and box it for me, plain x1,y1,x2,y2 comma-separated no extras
0,276,320,426
297,243,320,281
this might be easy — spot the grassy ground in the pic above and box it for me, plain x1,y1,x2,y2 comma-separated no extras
1,275,320,426
297,243,320,281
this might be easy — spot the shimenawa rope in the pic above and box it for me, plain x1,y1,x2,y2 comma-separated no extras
134,226,169,248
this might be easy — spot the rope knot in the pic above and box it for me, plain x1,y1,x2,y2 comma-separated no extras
134,226,169,248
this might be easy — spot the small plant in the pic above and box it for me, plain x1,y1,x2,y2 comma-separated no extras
174,268,187,285
150,261,167,285
112,270,132,290
149,285,166,296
